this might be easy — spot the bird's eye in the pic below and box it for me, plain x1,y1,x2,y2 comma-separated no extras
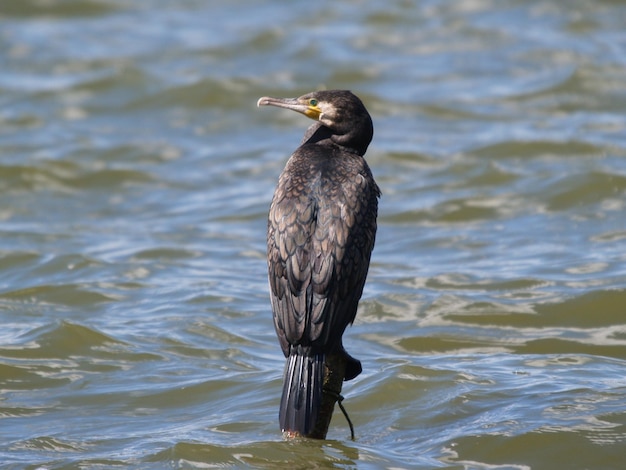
309,99,318,107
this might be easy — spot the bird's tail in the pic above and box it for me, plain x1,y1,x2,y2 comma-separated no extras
279,345,325,436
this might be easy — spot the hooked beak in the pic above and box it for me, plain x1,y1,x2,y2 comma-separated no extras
257,96,322,121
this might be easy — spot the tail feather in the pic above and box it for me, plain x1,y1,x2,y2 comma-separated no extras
279,345,324,435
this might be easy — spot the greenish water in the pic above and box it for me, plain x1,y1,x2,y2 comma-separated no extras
1,0,626,468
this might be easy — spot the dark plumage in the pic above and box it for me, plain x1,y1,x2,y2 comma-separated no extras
257,90,380,436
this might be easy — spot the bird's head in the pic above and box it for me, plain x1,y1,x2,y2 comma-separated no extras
257,90,373,155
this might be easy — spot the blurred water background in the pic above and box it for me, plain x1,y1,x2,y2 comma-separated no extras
1,0,626,468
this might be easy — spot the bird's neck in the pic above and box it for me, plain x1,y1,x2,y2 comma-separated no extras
301,123,365,156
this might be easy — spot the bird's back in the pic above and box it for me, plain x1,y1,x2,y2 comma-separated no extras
268,143,379,358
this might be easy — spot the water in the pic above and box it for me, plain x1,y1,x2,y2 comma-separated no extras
1,0,626,468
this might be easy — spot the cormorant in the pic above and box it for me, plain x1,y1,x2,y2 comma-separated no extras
257,90,380,436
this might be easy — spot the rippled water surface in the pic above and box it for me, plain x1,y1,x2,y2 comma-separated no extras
1,1,626,468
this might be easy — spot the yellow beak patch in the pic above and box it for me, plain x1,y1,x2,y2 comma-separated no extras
304,104,322,120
